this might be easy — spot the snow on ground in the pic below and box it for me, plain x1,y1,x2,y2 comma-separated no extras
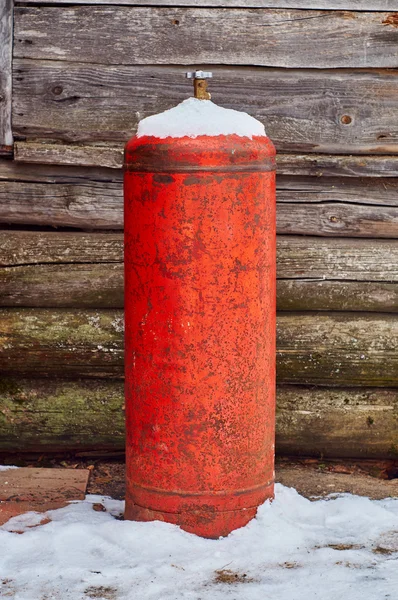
137,97,266,139
0,484,397,600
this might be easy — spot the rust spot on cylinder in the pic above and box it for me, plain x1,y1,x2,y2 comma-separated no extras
153,174,175,184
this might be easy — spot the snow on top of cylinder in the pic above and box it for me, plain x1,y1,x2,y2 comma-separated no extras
137,98,266,139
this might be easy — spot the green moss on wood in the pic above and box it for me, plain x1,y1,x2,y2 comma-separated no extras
0,378,125,451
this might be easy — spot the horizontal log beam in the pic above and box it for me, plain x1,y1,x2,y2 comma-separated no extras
13,63,398,153
0,309,397,386
13,8,398,69
0,378,125,452
276,154,398,179
276,313,398,387
13,2,398,10
14,143,398,178
277,281,398,313
1,232,397,311
0,0,13,150
1,162,398,236
1,378,396,458
1,263,124,309
14,142,125,170
0,309,124,379
276,385,398,459
0,230,122,266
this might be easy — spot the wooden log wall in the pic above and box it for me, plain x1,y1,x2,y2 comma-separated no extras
0,0,397,458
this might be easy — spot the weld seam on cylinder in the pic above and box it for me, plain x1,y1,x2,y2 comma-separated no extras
123,164,275,173
125,500,268,516
127,480,274,498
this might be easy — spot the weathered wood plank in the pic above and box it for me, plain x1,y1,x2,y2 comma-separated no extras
276,154,398,178
0,309,397,385
277,313,398,387
0,159,121,183
277,175,398,207
13,1,398,10
0,161,123,229
2,162,398,236
281,234,398,310
0,0,13,153
277,280,398,313
0,231,122,267
1,264,124,308
1,378,397,458
0,309,124,379
15,142,125,170
13,8,398,69
1,233,397,310
277,176,398,237
277,203,398,237
276,386,398,459
0,378,125,452
277,236,398,282
13,62,398,153
15,142,398,178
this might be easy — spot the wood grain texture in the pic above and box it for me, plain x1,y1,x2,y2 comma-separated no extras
277,176,398,237
0,230,122,266
0,160,123,229
1,377,397,458
13,1,398,10
0,378,125,452
279,231,398,311
14,142,124,170
15,142,398,178
276,154,398,178
277,313,398,387
277,176,398,207
0,309,124,379
0,228,124,308
277,236,398,282
1,232,397,311
13,61,398,153
13,7,398,69
0,0,13,150
277,281,398,312
276,386,398,459
1,264,124,308
2,161,398,236
277,204,398,238
0,309,397,385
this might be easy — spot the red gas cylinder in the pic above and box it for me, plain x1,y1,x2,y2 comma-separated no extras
124,72,276,538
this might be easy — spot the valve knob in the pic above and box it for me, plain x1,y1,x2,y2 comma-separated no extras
186,71,213,100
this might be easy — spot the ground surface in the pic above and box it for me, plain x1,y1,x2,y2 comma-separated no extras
0,457,397,600
1,481,397,600
86,456,398,501
3,454,396,500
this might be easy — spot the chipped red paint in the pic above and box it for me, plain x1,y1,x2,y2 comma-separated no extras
124,134,276,538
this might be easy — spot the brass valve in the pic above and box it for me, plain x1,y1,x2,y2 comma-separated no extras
186,71,213,100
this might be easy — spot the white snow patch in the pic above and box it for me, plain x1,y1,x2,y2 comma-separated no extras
0,465,18,471
137,98,266,139
0,485,397,599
